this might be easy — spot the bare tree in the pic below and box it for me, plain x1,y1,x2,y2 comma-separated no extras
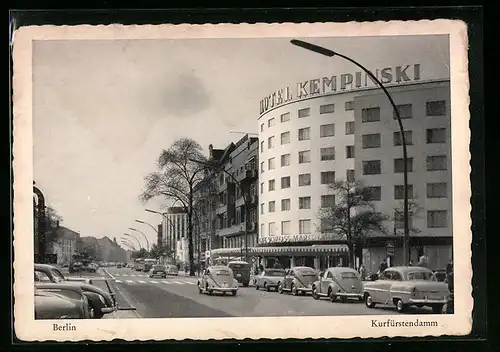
317,180,388,268
140,138,207,276
393,199,424,235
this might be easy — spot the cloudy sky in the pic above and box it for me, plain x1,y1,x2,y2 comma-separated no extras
32,34,450,248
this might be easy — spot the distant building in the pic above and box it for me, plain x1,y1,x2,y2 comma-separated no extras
47,226,80,265
162,207,188,265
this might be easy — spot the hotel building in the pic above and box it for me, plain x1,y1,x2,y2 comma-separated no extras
161,207,189,265
257,65,452,272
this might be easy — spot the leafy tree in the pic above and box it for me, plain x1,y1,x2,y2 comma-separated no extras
131,247,150,259
140,138,207,276
317,180,388,268
149,243,173,260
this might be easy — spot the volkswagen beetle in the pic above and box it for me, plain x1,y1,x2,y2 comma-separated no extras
363,266,450,313
197,266,239,296
35,284,93,319
311,267,364,302
278,266,318,296
255,268,286,291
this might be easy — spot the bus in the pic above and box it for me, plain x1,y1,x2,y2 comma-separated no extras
144,258,157,272
134,258,158,271
134,258,145,271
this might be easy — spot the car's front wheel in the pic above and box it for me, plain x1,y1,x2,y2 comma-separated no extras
291,284,298,296
197,282,202,294
395,299,407,313
231,290,237,296
365,293,376,308
278,282,283,294
265,283,271,292
431,304,444,314
312,286,319,300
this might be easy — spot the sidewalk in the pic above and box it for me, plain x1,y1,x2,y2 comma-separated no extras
103,309,140,319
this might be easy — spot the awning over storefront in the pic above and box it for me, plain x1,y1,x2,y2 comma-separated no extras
210,244,348,257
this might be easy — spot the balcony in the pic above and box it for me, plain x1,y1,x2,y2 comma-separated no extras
235,168,258,183
216,222,246,237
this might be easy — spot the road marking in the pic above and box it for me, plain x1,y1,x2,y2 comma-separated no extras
131,274,137,277
184,282,196,285
126,280,134,283
149,280,159,284
115,280,123,283
137,280,146,284
122,274,128,277
115,274,121,276
171,281,183,284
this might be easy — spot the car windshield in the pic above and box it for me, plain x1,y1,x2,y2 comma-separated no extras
265,271,285,277
340,272,359,279
215,269,231,276
407,271,435,281
153,265,166,270
296,269,317,276
51,269,66,282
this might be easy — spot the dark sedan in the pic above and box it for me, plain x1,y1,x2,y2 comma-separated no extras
149,265,168,278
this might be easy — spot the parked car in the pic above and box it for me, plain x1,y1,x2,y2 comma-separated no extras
69,262,82,273
35,264,116,318
311,267,364,302
165,264,179,276
278,266,318,296
433,270,447,282
197,266,239,296
149,264,168,278
81,262,97,273
227,261,251,287
35,283,93,319
255,269,286,291
363,266,450,313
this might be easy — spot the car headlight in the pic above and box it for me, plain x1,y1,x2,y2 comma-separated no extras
98,294,106,305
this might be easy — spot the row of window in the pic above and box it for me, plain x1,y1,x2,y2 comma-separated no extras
363,155,448,175
362,128,447,148
259,182,447,215
260,102,355,132
361,101,447,123
260,209,448,237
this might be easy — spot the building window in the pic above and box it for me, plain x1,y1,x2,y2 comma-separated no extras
320,147,335,161
281,198,291,211
298,150,311,164
427,182,447,198
393,104,412,119
426,100,446,116
346,169,355,182
260,141,264,153
320,219,334,232
260,161,264,173
268,157,275,170
394,212,413,229
320,124,335,138
298,173,311,186
299,219,312,234
298,127,311,141
268,179,275,191
394,185,414,199
426,128,447,144
362,133,381,148
362,107,380,122
268,118,275,127
281,131,290,145
269,201,276,213
394,131,413,146
260,182,264,194
345,121,355,135
298,197,311,209
427,210,447,228
363,186,382,201
281,153,291,167
320,171,335,184
394,157,414,173
320,104,335,114
345,101,354,111
298,108,310,118
260,203,264,214
346,145,355,159
427,155,447,171
363,160,381,175
281,221,291,235
268,222,276,236
268,136,275,149
321,195,335,207
281,112,290,122
281,176,291,189
260,123,264,132
260,223,265,237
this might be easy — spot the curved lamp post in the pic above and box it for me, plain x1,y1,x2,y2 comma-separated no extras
135,219,158,234
189,158,251,262
290,39,411,266
33,183,47,263
124,233,142,250
129,227,150,252
121,238,136,251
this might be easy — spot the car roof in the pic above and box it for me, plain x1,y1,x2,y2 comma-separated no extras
208,265,232,270
385,266,432,274
36,282,84,293
228,261,249,264
293,266,315,270
327,267,358,273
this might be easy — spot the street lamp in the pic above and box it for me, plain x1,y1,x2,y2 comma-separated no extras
189,158,250,262
121,238,136,251
290,39,411,265
135,219,158,234
129,227,150,252
124,233,142,250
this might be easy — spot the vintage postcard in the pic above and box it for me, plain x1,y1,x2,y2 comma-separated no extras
13,20,472,341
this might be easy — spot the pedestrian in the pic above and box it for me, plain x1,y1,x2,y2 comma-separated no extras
417,255,428,268
379,259,388,273
409,260,413,266
358,264,366,281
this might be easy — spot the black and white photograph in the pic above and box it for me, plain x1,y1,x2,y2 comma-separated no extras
13,21,471,340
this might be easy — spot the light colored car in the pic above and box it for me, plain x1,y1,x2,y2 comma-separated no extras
149,264,168,278
363,266,450,313
35,287,92,319
311,267,364,302
197,266,239,296
255,269,286,291
165,264,179,276
278,266,318,296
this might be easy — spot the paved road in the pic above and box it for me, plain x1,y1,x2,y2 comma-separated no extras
96,267,437,318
